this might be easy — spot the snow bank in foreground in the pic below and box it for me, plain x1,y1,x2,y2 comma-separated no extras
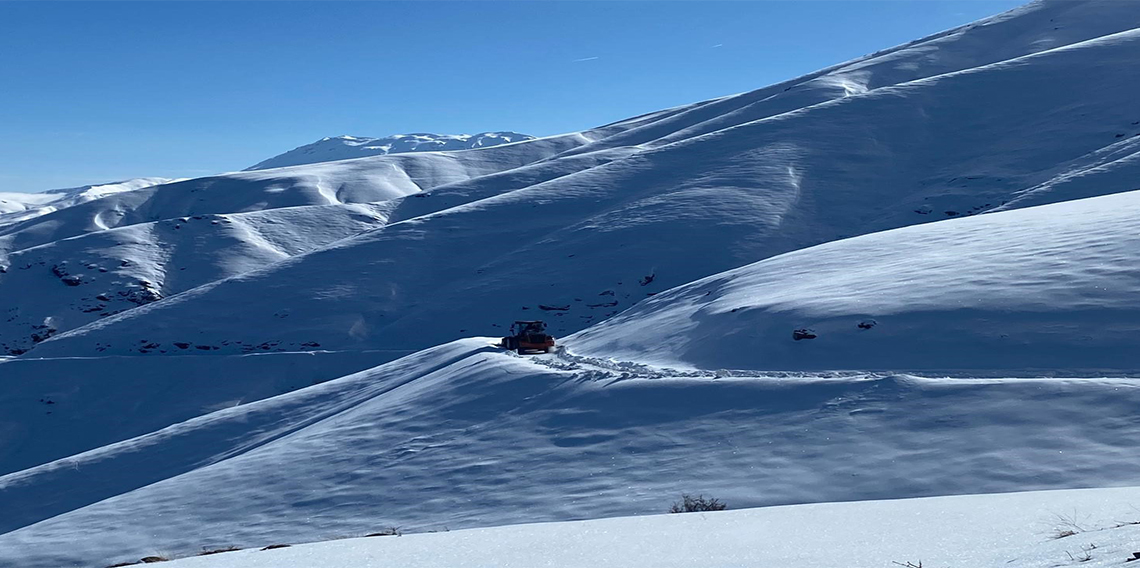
164,486,1140,568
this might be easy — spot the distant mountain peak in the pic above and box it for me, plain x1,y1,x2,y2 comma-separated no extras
247,131,535,170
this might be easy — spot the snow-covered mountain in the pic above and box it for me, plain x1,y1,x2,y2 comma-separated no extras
31,0,1140,363
0,132,597,356
8,194,1140,566
246,132,536,170
0,178,174,228
4,1,1140,566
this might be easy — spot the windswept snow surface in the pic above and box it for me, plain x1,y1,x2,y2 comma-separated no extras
161,486,1140,568
0,130,595,353
0,133,579,257
570,189,1140,371
246,132,536,170
0,202,395,357
2,340,1140,567
0,178,173,228
0,349,400,477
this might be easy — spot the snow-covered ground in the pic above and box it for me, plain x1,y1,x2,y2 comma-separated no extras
569,189,1140,371
246,132,536,170
160,486,1140,568
5,1,1140,567
3,339,1140,567
0,177,174,227
0,202,395,357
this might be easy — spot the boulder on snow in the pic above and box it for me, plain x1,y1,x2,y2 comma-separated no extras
792,328,818,341
858,320,878,330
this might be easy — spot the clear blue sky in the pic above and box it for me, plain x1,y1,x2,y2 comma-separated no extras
0,0,1023,192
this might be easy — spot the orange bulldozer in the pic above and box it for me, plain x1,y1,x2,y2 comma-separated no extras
500,320,555,353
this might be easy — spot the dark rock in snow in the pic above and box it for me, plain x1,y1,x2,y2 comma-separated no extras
792,328,818,341
858,320,878,330
30,326,56,343
588,301,618,308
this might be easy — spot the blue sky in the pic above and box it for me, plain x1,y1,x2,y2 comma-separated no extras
0,1,1023,192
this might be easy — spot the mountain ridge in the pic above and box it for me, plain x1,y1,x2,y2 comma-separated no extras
245,131,536,171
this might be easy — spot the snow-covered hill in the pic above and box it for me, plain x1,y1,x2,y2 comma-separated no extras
160,486,1140,568
0,131,600,352
0,202,394,356
569,189,1140,371
0,178,173,228
32,0,1140,365
246,132,536,170
3,338,1139,566
0,132,585,259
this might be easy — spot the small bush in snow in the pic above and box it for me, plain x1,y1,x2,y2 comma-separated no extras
1050,510,1089,539
197,545,241,555
364,527,401,537
669,494,727,513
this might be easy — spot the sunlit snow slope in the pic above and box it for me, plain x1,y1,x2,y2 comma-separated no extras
246,132,536,170
2,338,1139,567
0,131,594,352
33,0,1140,363
0,178,173,228
161,486,1140,568
570,189,1140,371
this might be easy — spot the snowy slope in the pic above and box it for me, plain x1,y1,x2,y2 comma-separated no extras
0,202,394,356
246,132,535,170
32,3,1140,365
0,348,395,478
0,130,597,352
0,178,173,228
0,132,584,258
569,189,1140,371
3,339,1140,567
161,486,1140,568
